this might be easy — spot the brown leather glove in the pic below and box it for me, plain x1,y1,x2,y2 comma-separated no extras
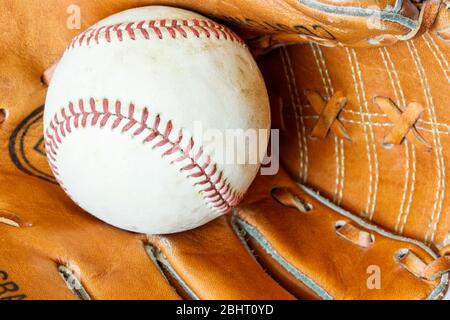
258,0,450,297
1,0,449,300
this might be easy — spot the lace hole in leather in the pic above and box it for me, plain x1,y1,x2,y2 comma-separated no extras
0,210,32,228
271,187,312,213
335,220,346,230
395,248,410,262
0,108,8,125
335,221,375,248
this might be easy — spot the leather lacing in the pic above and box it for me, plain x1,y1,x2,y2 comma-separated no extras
272,187,450,281
271,187,312,212
335,220,375,249
398,0,442,41
373,96,430,150
0,210,32,228
306,91,430,149
306,91,351,141
397,246,450,281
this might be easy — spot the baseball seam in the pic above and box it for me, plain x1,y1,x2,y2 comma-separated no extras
67,19,245,51
45,98,242,214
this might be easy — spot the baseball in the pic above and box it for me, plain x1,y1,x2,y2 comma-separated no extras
44,6,270,234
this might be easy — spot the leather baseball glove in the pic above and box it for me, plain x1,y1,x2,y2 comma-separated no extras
1,0,449,300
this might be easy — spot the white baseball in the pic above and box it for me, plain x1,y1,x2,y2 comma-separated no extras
44,6,270,234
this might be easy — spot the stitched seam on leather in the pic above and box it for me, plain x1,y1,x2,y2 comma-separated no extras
145,245,199,300
67,19,244,51
280,49,304,181
408,40,445,244
379,46,413,235
230,214,259,263
44,98,241,214
338,111,450,131
328,117,450,135
298,0,417,29
280,47,309,182
57,265,91,300
386,46,416,235
346,48,379,219
235,217,333,300
355,48,379,220
422,33,450,84
311,42,345,205
403,144,417,233
310,44,338,199
155,256,200,300
409,40,442,244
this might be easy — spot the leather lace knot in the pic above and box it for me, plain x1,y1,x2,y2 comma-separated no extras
373,96,430,150
306,91,351,141
396,247,450,281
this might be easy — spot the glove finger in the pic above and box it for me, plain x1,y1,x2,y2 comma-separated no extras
0,174,180,300
234,170,449,300
0,246,76,300
148,216,295,300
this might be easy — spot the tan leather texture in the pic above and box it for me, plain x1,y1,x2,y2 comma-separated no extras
1,0,449,300
257,0,450,259
176,0,440,48
235,171,448,299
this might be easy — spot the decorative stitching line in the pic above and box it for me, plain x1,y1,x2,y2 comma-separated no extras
422,33,450,84
357,47,379,221
44,98,242,214
380,46,414,235
408,40,446,244
303,114,450,136
233,217,333,300
342,110,450,132
349,48,373,219
311,42,345,205
346,47,379,220
281,47,309,183
280,49,304,181
402,142,417,235
380,46,406,232
67,19,245,51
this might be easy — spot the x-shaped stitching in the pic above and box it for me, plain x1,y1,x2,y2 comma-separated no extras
373,96,430,150
306,91,351,141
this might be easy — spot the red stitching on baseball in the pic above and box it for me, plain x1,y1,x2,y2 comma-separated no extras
45,98,242,214
67,19,245,51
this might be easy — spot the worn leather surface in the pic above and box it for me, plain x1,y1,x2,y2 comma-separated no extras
1,0,449,300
